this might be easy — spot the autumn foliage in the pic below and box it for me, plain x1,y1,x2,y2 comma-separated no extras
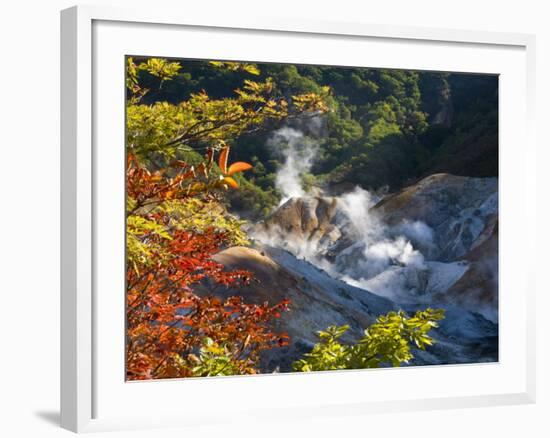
124,56,329,380
124,57,443,380
126,148,294,380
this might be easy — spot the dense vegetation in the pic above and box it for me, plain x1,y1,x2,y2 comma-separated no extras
133,57,498,218
125,57,448,379
293,309,445,372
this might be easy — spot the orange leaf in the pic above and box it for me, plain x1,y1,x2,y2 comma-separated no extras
223,176,239,189
226,161,252,176
218,146,230,174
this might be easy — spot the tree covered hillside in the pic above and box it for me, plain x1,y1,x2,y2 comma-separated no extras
131,57,498,218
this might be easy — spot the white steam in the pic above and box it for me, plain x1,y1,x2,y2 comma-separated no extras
335,187,428,277
337,187,380,242
253,185,449,302
268,127,319,204
255,127,474,304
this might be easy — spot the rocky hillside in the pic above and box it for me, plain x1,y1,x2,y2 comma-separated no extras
374,173,498,261
211,246,394,371
211,173,498,370
208,246,497,372
371,173,498,320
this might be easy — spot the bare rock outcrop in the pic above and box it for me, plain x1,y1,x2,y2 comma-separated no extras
374,173,498,261
210,246,394,371
217,173,500,369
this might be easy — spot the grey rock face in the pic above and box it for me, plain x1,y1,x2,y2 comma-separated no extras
210,246,395,372
374,173,498,261
253,175,498,317
372,174,499,322
214,174,499,370
209,246,497,371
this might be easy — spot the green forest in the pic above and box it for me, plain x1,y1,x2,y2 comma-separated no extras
132,57,498,219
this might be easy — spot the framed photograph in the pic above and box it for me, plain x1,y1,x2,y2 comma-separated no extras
61,5,536,433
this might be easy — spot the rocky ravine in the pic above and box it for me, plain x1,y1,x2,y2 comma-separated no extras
211,246,394,371
211,174,499,371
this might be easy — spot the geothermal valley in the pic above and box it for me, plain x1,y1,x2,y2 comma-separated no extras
210,127,499,372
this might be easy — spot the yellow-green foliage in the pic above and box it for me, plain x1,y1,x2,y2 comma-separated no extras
126,215,172,273
187,337,244,377
209,61,261,76
126,59,330,163
127,84,329,161
293,308,445,372
137,57,182,80
126,196,249,274
126,57,182,103
160,198,249,246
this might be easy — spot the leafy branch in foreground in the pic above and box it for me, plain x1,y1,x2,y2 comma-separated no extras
124,57,331,380
293,308,445,372
126,58,331,163
126,146,291,380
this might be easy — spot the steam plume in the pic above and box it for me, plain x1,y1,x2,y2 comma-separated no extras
267,126,319,204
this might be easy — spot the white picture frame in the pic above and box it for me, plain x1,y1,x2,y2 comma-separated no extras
61,4,537,433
